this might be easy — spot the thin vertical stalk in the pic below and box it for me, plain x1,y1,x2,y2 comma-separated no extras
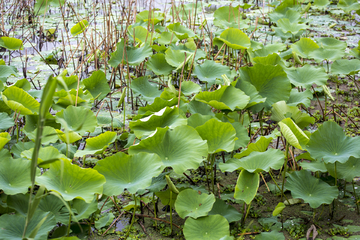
125,194,137,239
281,142,289,202
352,180,359,214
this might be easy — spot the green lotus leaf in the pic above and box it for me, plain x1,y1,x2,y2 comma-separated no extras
273,202,286,216
250,43,287,58
187,100,215,116
136,10,164,25
71,19,89,36
0,112,14,130
34,0,65,15
279,118,309,150
183,215,230,240
130,106,187,138
24,126,59,145
129,26,150,44
82,70,110,100
238,63,291,112
270,9,301,23
291,38,319,58
0,132,10,150
55,129,82,144
181,81,201,96
94,152,163,195
195,119,237,154
0,157,34,195
208,198,242,223
165,48,193,69
14,78,31,91
130,76,162,102
350,46,360,59
213,6,246,29
1,86,40,115
285,170,338,208
146,53,174,75
129,126,208,174
252,53,285,67
195,85,250,111
155,188,178,208
307,121,360,163
0,37,23,50
299,161,327,173
10,141,35,159
233,80,267,108
217,28,250,50
56,105,98,135
331,59,360,75
74,131,116,157
316,37,347,50
194,60,231,85
271,101,315,128
308,48,345,62
338,0,360,12
255,231,285,240
187,113,216,129
21,146,67,168
220,148,284,173
285,64,327,88
0,65,18,81
232,122,250,150
37,159,106,203
72,198,98,221
0,210,56,239
175,189,215,219
137,97,178,116
313,0,330,8
39,194,72,223
234,170,259,204
157,31,179,45
287,89,312,108
325,157,360,182
167,22,195,40
276,18,307,35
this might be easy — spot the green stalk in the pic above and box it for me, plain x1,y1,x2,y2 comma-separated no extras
125,194,137,239
352,180,359,214
269,170,290,204
334,162,337,187
281,142,289,202
210,154,216,194
259,109,264,136
169,190,173,235
152,193,157,227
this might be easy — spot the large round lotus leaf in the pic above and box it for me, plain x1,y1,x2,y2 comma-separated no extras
279,118,309,150
130,76,162,102
217,28,250,50
285,170,338,208
0,132,10,150
34,0,65,15
271,101,315,128
220,148,284,173
299,161,327,173
325,157,360,182
316,37,347,50
137,97,178,116
0,65,18,80
270,8,301,23
331,59,360,75
175,189,215,219
287,89,312,108
276,18,307,35
136,10,164,24
157,31,179,45
195,118,237,154
234,170,259,204
128,26,149,44
195,85,250,111
1,86,40,115
56,105,97,135
213,6,249,29
0,210,56,239
0,113,13,130
238,63,291,112
146,53,174,76
308,48,345,62
129,126,208,174
250,43,287,58
194,60,231,85
24,126,59,145
71,19,89,36
291,38,319,58
307,121,360,164
130,106,187,138
0,37,23,50
208,198,242,223
0,158,34,195
255,231,285,240
234,80,267,108
94,152,163,195
37,159,106,203
74,131,116,157
183,215,230,240
165,48,192,68
82,70,110,100
313,0,330,8
167,22,195,40
21,146,67,168
55,129,82,144
187,100,215,116
181,81,201,96
38,194,73,223
285,64,328,88
338,0,360,12
232,122,250,150
188,113,216,129
252,53,285,67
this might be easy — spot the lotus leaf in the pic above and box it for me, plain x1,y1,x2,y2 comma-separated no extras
187,113,216,129
74,131,116,157
72,198,98,221
338,0,360,12
234,170,259,204
0,37,23,50
252,53,285,67
195,119,237,153
137,97,178,116
278,118,309,150
55,129,82,144
34,0,65,15
24,126,59,145
187,100,215,116
285,170,338,208
129,26,149,44
291,38,319,58
129,126,208,174
299,161,327,173
130,76,162,102
94,152,163,195
37,159,106,203
157,31,179,45
0,132,10,150
146,53,174,75
181,81,201,96
271,101,314,128
331,59,360,75
250,43,287,58
136,10,164,25
167,22,195,40
313,0,330,8
208,198,242,223
38,194,72,223
183,215,230,240
285,64,327,88
325,157,360,182
217,28,250,50
231,122,250,150
21,146,67,168
307,121,360,163
1,86,40,115
309,48,345,62
194,60,231,85
165,48,192,68
233,80,267,108
213,6,246,29
82,70,111,100
255,231,285,240
56,105,97,135
175,189,215,219
0,65,18,81
316,37,347,50
71,20,89,36
276,18,307,35
195,85,250,111
287,89,312,108
14,78,31,91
